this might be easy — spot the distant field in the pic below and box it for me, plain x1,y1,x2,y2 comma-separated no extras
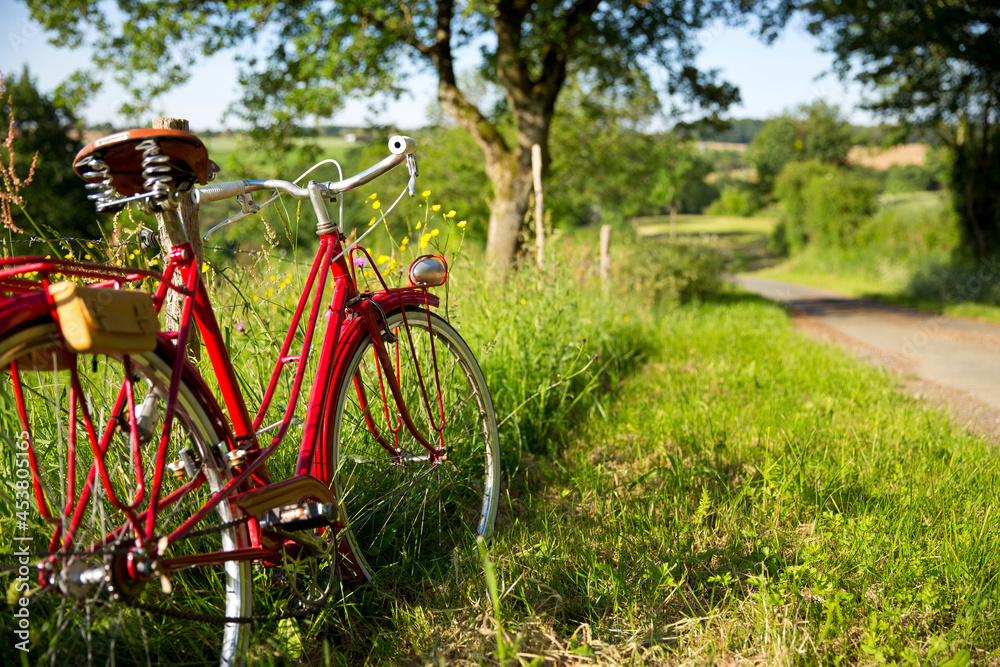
632,213,780,272
203,135,357,176
848,143,928,169
633,213,777,238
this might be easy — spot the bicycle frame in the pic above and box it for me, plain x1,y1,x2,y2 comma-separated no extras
1,223,446,579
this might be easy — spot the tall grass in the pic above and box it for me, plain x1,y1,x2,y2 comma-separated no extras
365,296,1000,665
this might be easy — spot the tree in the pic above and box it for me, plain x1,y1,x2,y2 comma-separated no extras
24,0,793,265
545,75,667,228
745,100,852,193
650,139,710,239
802,1,1000,258
0,67,96,242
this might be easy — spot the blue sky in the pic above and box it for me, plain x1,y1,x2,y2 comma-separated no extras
0,3,875,131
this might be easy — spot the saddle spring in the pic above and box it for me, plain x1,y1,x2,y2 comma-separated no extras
80,156,116,206
137,139,173,198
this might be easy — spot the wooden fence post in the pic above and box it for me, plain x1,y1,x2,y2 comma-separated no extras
600,224,611,285
152,117,202,356
531,144,544,269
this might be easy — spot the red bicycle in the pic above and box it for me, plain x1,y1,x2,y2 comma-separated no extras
0,129,499,665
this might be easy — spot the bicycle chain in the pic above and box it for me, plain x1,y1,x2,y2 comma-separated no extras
0,515,335,625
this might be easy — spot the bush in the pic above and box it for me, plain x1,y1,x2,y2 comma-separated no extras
858,192,958,260
773,161,879,254
614,241,726,308
802,168,879,249
884,164,939,194
772,160,838,253
905,256,1000,305
706,185,758,217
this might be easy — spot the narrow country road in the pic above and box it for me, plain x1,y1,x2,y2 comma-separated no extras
734,274,1000,439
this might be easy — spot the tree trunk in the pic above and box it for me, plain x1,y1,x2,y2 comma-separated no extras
484,104,553,267
485,156,535,267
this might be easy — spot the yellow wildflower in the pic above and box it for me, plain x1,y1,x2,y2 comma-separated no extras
430,229,439,237
285,273,293,284
389,258,397,270
84,254,92,260
149,258,158,266
445,210,456,218
266,287,274,297
368,192,377,200
416,221,422,229
269,275,277,282
202,264,210,274
372,200,381,210
86,242,94,249
421,190,431,198
520,298,527,305
419,233,431,249
431,204,441,212
369,216,378,226
376,254,389,264
458,220,467,229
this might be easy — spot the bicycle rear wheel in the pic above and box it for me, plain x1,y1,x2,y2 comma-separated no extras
329,308,499,582
0,317,251,666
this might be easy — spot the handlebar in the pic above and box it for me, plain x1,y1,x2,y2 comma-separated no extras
193,135,416,205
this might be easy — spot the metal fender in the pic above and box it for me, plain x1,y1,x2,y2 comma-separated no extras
0,291,236,459
332,289,440,370
0,291,51,336
312,289,440,480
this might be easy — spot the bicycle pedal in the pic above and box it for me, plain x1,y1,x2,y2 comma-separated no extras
259,503,337,531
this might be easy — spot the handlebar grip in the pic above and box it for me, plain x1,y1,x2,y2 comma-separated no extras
194,180,247,204
388,135,416,156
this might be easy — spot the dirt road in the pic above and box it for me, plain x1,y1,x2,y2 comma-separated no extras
734,275,1000,439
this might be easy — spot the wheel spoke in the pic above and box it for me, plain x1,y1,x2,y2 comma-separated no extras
331,309,499,581
0,321,251,665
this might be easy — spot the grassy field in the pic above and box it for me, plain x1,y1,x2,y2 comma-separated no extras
3,218,999,664
633,213,777,240
203,134,357,177
247,284,1000,665
204,229,1000,664
5,173,1000,664
632,213,779,272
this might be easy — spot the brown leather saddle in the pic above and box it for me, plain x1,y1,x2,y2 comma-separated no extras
73,128,218,203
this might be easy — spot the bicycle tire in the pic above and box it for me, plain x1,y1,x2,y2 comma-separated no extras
328,308,499,582
0,317,252,666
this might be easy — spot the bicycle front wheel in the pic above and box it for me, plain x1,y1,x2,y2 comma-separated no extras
329,308,499,582
0,317,252,666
